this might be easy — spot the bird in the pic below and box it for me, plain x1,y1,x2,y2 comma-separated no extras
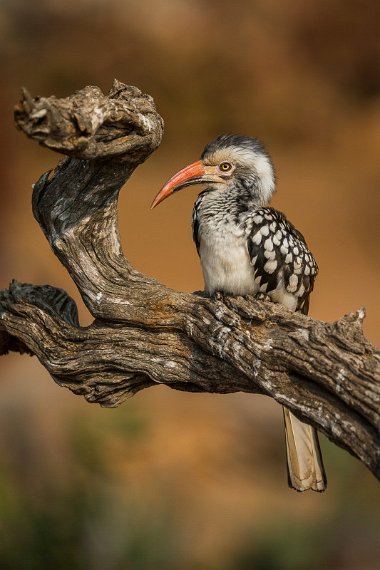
151,134,327,492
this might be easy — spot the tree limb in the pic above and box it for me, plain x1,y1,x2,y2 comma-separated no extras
1,80,379,480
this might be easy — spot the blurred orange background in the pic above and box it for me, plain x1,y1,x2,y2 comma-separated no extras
0,1,379,568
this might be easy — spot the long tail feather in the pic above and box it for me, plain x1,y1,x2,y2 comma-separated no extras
283,407,327,492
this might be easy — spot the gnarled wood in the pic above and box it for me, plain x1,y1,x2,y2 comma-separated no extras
1,80,379,481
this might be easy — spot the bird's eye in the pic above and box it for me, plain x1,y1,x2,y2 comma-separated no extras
219,161,232,172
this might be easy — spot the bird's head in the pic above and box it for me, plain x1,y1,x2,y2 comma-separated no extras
151,134,276,209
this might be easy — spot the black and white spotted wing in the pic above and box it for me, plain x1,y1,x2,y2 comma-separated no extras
247,207,318,313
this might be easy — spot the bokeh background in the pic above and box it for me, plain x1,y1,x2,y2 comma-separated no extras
0,1,379,568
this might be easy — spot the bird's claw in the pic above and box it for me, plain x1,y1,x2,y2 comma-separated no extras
212,291,225,302
254,292,272,303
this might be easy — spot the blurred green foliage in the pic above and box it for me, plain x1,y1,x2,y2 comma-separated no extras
0,406,180,570
0,406,379,570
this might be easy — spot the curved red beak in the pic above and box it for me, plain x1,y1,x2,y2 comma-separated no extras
151,160,222,209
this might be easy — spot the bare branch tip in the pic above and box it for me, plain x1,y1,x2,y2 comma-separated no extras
356,306,366,323
337,307,366,328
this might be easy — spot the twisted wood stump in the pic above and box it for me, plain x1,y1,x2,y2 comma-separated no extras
1,80,379,480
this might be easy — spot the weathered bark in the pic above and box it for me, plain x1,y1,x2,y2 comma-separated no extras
1,80,379,480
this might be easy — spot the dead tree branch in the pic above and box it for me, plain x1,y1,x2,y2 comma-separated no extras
0,80,379,480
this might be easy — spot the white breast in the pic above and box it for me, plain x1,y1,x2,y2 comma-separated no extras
198,227,256,295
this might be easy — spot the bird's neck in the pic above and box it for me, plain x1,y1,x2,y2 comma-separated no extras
197,183,267,221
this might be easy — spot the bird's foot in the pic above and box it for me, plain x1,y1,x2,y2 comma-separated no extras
212,291,226,302
254,292,272,302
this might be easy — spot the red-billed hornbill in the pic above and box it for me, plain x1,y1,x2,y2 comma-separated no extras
151,134,327,492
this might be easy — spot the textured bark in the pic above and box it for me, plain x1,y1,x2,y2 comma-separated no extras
1,80,379,480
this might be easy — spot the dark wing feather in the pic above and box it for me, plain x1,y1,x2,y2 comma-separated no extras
247,207,318,311
192,203,200,254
